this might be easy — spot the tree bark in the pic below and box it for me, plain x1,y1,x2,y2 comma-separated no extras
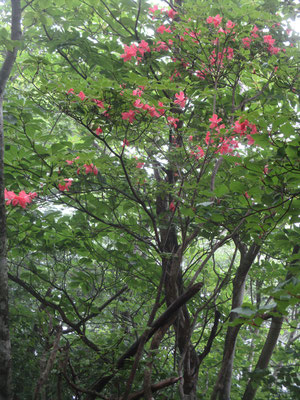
211,242,260,400
242,316,284,400
242,244,299,400
0,2,22,399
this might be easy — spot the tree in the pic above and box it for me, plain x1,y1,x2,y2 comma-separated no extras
0,1,22,398
2,0,300,399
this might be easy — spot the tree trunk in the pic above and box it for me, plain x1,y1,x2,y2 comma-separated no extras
242,316,284,400
211,242,260,400
0,1,22,399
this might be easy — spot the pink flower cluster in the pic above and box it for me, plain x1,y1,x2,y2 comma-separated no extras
5,189,37,209
120,40,151,62
206,14,222,28
148,5,178,20
59,159,98,191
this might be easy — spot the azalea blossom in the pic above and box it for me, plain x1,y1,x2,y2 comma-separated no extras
263,35,275,46
95,127,103,135
169,201,176,212
78,91,86,101
156,25,172,34
83,164,98,175
209,114,222,129
242,37,251,48
149,5,159,14
5,189,37,208
226,20,235,29
120,44,137,62
138,40,150,56
122,110,136,123
167,116,179,128
166,9,177,19
58,179,73,192
174,91,186,108
207,14,222,28
93,99,105,109
251,25,259,38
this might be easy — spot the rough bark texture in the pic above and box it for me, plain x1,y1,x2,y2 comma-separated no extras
0,2,22,399
211,242,260,400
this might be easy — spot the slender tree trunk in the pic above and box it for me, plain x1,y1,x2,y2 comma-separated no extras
0,1,22,399
211,242,260,400
242,244,299,400
242,316,284,400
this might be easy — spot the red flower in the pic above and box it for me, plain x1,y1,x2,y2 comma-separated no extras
83,164,98,175
242,37,251,48
169,201,176,212
122,110,136,123
138,40,150,56
157,25,172,34
67,88,74,95
264,35,275,46
174,91,186,108
209,114,222,129
78,91,86,101
120,44,137,62
167,116,179,128
95,127,103,135
167,9,177,19
136,162,144,169
5,189,37,208
59,179,73,192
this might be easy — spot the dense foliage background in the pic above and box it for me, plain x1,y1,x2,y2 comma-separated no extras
0,0,299,399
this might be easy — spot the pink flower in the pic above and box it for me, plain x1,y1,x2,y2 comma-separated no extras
134,99,144,108
155,41,169,52
95,127,103,135
136,162,144,169
268,46,281,55
78,91,86,101
263,165,269,175
66,160,74,165
59,179,73,192
93,99,105,109
122,110,136,123
244,191,250,199
157,25,172,34
120,44,137,62
167,116,179,128
169,201,176,212
83,164,98,175
251,25,259,38
174,91,186,108
138,40,150,56
132,88,143,97
226,20,235,29
227,47,234,60
264,35,275,46
247,134,255,145
188,135,193,141
209,114,222,129
207,14,222,28
167,9,177,19
149,5,159,14
242,37,251,48
5,189,37,208
122,139,130,147
67,88,74,95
